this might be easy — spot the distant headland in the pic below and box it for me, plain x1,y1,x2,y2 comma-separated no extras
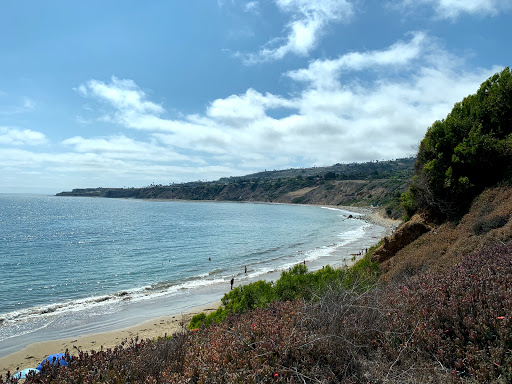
56,157,415,219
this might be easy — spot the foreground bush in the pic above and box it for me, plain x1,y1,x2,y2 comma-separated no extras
8,281,444,383
190,256,379,330
386,242,512,382
0,334,188,384
170,289,399,383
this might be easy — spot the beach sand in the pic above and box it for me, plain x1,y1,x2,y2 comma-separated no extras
0,206,399,376
0,302,220,375
347,206,400,237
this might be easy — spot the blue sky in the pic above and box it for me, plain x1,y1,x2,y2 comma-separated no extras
1,0,511,193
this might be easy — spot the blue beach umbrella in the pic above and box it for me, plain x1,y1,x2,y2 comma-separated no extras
12,368,40,380
36,353,68,370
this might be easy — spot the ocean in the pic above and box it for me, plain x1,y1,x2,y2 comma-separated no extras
0,194,385,357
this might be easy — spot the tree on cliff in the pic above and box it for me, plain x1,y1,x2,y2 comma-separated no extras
402,67,512,221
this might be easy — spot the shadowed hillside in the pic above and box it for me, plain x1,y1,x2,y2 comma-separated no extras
376,183,512,282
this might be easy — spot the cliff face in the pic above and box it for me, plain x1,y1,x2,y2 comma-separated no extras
56,158,414,217
374,185,512,283
371,216,431,264
57,179,406,211
210,179,404,207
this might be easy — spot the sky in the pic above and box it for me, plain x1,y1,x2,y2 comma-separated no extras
1,0,511,193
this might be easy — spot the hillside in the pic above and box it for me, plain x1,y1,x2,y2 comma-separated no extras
374,183,512,281
375,67,512,278
56,157,414,218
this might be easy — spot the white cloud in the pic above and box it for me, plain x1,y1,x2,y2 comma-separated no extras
62,135,200,163
75,115,92,124
0,97,37,116
241,0,354,63
287,31,429,89
244,1,260,13
217,0,235,7
206,88,297,126
2,34,500,193
0,127,47,146
68,32,501,186
76,76,177,133
397,0,512,19
76,76,164,116
23,97,36,110
286,64,497,161
0,146,242,192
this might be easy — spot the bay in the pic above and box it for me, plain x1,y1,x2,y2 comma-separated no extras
0,194,385,357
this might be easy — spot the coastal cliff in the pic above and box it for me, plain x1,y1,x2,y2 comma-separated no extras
56,158,414,219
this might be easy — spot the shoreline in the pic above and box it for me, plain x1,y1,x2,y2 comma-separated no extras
141,198,400,236
0,204,398,375
0,301,220,374
336,205,400,237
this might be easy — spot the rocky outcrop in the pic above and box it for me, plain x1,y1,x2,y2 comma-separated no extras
371,215,431,264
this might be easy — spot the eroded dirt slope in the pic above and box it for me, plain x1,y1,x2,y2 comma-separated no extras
376,185,512,283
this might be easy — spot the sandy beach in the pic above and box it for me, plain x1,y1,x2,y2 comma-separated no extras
0,206,399,376
0,302,220,375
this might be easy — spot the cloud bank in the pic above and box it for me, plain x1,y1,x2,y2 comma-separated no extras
72,32,497,178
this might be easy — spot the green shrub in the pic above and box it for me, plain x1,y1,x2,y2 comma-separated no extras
404,67,512,221
221,280,276,313
273,263,312,301
274,264,368,301
189,253,381,330
346,253,379,288
188,312,206,329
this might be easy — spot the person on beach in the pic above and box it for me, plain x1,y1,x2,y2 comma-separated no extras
244,266,247,274
230,277,234,290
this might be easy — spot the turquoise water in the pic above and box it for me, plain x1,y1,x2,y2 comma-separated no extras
0,194,384,357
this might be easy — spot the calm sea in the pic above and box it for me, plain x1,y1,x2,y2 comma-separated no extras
0,194,385,357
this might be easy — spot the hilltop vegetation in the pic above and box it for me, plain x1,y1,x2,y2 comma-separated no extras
402,67,512,222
